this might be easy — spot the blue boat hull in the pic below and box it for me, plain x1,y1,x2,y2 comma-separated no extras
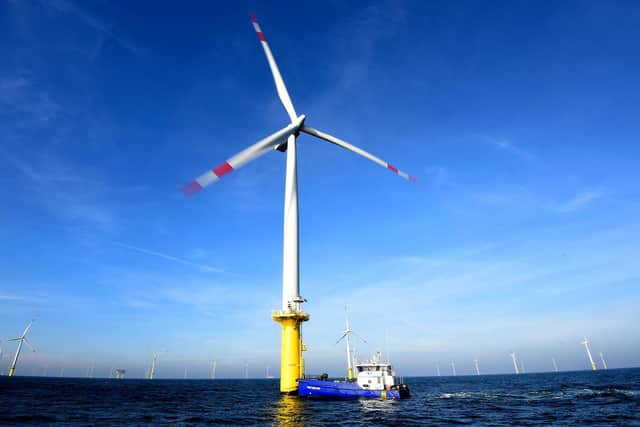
298,379,408,399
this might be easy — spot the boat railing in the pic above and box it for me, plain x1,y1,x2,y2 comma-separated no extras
302,373,329,381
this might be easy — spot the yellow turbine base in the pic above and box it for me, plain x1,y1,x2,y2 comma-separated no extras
591,363,597,371
8,368,15,377
347,367,353,380
273,310,309,394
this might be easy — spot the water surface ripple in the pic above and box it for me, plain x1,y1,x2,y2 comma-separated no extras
1,368,638,425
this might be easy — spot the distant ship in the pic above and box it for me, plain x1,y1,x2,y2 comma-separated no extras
298,352,410,399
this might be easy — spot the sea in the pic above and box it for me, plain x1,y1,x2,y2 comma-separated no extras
1,368,638,426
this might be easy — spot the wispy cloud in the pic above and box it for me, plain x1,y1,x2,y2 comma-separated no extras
2,149,116,230
0,73,60,123
0,292,27,301
553,188,605,213
46,0,142,56
112,242,223,273
484,136,534,161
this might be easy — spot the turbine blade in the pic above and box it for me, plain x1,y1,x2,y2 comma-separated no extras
181,116,305,195
22,320,34,338
7,337,21,342
24,338,36,352
250,14,298,122
352,331,368,344
300,126,417,183
336,333,347,344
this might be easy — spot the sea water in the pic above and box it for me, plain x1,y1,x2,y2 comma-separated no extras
1,368,638,425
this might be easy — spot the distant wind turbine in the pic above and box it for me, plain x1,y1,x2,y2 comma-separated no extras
474,358,480,375
7,320,36,377
510,352,520,375
336,306,366,380
148,350,164,380
519,359,526,374
211,360,217,380
599,352,608,370
552,357,558,372
436,362,441,377
451,360,457,377
581,337,597,371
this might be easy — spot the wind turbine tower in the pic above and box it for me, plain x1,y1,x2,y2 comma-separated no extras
451,360,457,376
337,306,366,380
181,15,415,394
436,362,441,377
474,358,480,375
581,337,597,371
599,352,608,370
7,320,36,377
211,360,217,379
148,352,160,380
510,352,520,374
552,357,558,372
351,347,358,373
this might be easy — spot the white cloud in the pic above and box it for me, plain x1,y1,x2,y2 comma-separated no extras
553,188,605,213
113,242,223,273
46,0,142,56
483,135,535,161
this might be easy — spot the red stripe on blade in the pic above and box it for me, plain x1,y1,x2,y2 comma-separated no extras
409,175,418,183
387,164,399,173
249,13,258,23
257,32,266,42
213,162,234,177
181,181,202,195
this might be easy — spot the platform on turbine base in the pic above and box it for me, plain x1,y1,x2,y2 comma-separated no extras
272,310,310,322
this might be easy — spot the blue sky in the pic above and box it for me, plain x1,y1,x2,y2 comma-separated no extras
1,0,639,378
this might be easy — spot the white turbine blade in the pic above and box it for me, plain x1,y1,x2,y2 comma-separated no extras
21,320,34,338
7,337,21,342
352,331,367,344
24,338,36,352
250,14,298,122
182,116,305,194
300,126,417,182
336,333,347,344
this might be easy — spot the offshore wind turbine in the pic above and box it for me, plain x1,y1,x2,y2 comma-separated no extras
599,352,608,370
181,15,415,394
451,360,457,376
7,320,36,377
581,337,597,371
552,357,558,372
336,306,367,380
510,352,520,375
436,362,441,377
474,358,480,375
211,360,217,379
148,351,163,380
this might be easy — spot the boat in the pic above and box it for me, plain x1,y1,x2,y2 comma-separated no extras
298,352,410,399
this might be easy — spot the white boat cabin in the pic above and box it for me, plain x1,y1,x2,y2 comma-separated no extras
355,352,400,391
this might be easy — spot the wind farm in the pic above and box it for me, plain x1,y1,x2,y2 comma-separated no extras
1,0,639,424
